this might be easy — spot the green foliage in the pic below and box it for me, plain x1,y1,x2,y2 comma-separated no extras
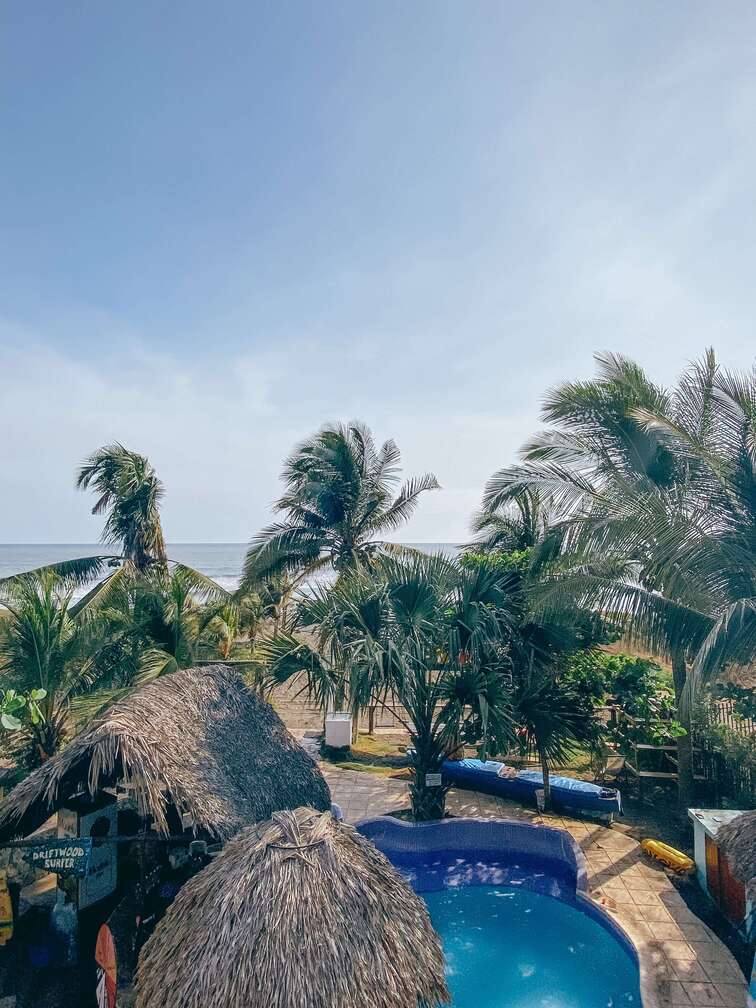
242,422,439,585
481,350,756,702
561,651,673,713
711,682,756,721
259,553,517,820
0,688,47,731
695,721,756,773
0,572,102,760
76,443,168,569
459,549,532,577
559,651,612,704
610,655,676,720
512,670,602,763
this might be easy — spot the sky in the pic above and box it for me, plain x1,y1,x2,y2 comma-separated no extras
1,2,755,544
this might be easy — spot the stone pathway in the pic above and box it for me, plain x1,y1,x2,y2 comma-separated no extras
322,766,749,1008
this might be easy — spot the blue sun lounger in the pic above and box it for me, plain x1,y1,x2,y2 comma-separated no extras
442,758,622,818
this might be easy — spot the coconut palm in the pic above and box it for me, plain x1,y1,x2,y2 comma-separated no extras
482,350,756,811
0,572,106,762
241,423,439,587
76,443,168,569
1,444,227,615
467,487,555,553
1,444,227,613
259,553,516,819
68,566,216,723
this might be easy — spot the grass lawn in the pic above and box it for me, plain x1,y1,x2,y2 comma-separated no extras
322,732,410,777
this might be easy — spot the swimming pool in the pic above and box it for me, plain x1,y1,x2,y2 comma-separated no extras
358,817,642,1008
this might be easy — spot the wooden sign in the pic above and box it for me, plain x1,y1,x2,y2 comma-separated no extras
22,839,92,878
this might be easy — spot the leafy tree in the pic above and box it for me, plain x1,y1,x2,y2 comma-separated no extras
258,554,516,820
0,573,105,762
512,667,602,809
482,351,756,813
459,545,615,808
69,567,217,722
242,423,439,586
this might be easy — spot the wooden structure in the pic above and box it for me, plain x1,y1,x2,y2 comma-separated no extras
688,809,752,939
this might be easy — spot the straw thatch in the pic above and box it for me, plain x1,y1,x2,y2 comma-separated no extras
135,806,450,1008
0,665,331,842
716,810,756,900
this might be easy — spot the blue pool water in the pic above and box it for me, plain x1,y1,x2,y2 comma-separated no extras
357,818,642,1008
424,884,640,1008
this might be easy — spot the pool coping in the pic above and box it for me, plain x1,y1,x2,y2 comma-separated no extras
357,814,661,1008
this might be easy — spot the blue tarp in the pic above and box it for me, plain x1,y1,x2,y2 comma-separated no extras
442,759,622,815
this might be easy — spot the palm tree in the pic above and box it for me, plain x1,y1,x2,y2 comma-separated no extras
512,664,602,810
0,572,105,762
259,553,515,820
241,423,439,587
76,443,168,570
467,487,555,553
68,567,218,724
482,351,756,812
1,444,227,612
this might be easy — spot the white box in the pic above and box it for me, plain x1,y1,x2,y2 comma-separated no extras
325,712,352,748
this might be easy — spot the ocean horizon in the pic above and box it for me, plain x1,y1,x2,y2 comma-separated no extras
0,542,461,593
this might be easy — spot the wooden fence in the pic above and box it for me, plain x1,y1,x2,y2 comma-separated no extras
693,700,755,808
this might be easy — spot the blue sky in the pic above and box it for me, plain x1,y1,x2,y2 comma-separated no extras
2,2,755,543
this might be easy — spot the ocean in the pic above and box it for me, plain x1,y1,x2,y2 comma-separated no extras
0,543,460,593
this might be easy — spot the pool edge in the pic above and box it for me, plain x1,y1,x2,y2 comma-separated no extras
357,814,659,1008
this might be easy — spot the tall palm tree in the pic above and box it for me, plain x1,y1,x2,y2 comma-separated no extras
241,423,439,587
258,553,515,820
482,351,756,812
76,443,168,571
1,444,227,611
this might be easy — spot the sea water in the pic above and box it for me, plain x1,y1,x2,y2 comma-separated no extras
424,885,641,1008
0,542,460,594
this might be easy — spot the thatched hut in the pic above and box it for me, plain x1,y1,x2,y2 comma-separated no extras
134,806,450,1008
0,665,331,843
717,810,756,899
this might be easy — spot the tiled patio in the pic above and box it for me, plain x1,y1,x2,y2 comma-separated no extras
322,766,749,1008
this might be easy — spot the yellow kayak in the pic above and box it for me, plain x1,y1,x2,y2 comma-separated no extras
641,839,694,873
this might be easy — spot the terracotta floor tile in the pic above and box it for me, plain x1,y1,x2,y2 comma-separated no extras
648,922,687,941
667,960,710,983
660,941,697,960
701,961,746,984
680,982,724,1005
668,980,692,1004
715,983,749,1007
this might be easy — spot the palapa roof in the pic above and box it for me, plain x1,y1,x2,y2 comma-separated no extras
0,665,331,842
135,806,450,1008
716,810,756,899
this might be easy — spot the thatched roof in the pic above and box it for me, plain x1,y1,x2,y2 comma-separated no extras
0,665,331,842
716,810,756,899
135,807,450,1008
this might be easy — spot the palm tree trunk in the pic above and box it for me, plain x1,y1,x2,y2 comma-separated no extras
671,649,694,816
537,740,551,811
409,725,447,821
368,705,376,735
